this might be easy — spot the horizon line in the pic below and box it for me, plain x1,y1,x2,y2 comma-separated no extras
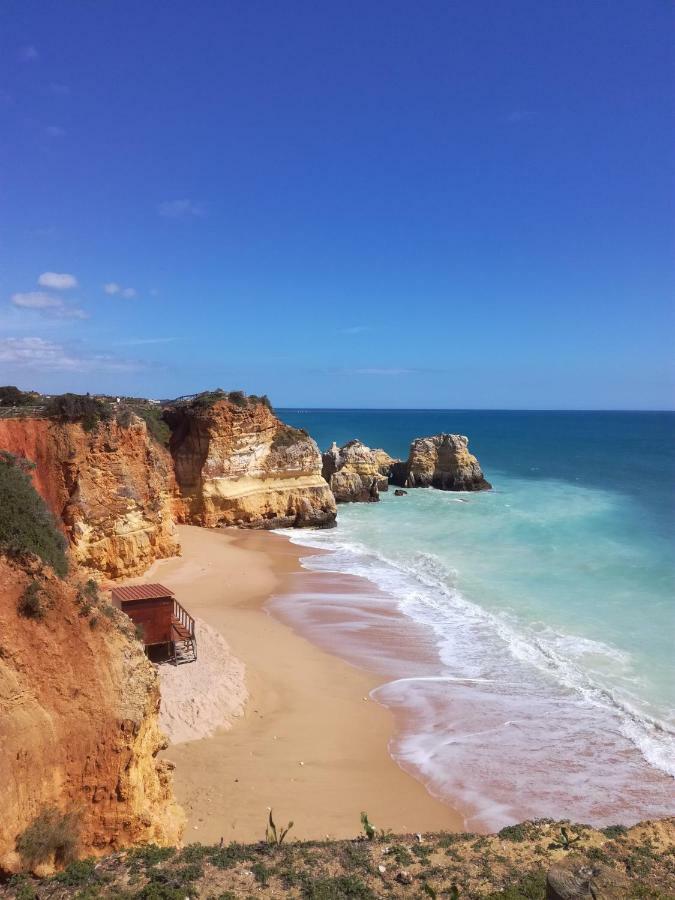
275,406,675,413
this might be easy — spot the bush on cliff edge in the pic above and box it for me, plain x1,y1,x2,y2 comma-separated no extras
0,451,68,576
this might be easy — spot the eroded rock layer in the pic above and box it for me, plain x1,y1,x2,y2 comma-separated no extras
392,433,491,491
0,558,184,872
166,398,336,528
0,417,179,578
322,440,396,503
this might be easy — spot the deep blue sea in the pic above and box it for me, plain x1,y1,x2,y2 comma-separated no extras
275,410,675,828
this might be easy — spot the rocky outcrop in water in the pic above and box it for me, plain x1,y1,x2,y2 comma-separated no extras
166,396,336,528
0,557,183,873
0,416,179,578
391,433,491,491
322,440,396,503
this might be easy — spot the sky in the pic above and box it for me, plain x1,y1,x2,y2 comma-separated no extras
0,0,673,409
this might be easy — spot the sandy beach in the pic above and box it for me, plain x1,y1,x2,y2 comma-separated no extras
136,524,462,843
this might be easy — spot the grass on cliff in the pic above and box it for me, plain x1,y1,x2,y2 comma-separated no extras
3,818,674,899
0,452,68,576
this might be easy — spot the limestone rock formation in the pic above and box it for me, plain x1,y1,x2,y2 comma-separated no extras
165,397,336,528
322,440,396,503
0,416,179,578
391,433,491,491
0,557,184,872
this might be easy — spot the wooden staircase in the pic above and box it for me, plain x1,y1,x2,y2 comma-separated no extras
170,599,197,665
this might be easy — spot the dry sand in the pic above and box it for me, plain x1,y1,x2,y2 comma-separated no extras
158,618,247,745
138,524,462,843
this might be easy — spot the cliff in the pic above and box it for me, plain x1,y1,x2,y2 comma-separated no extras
392,433,491,491
0,556,184,873
0,416,179,579
322,440,396,502
165,397,336,528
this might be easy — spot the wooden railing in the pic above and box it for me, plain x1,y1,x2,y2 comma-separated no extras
172,598,195,637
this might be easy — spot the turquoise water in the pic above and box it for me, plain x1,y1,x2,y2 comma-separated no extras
276,410,675,826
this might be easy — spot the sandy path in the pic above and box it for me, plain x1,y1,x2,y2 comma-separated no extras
137,524,462,843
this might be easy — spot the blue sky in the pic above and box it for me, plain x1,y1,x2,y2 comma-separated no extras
0,0,672,408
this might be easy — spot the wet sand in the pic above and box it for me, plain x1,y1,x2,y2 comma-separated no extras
138,525,462,843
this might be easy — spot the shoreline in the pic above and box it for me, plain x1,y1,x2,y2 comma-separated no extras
136,524,463,843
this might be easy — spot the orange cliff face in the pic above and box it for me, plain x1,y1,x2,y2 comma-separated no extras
0,416,179,579
165,398,337,529
0,557,184,872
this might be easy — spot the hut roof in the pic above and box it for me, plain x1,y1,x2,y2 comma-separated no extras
111,583,174,602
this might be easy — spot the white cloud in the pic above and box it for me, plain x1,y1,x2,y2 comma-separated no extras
0,337,139,372
11,291,61,310
11,290,87,319
158,198,205,218
45,125,66,138
38,271,78,289
103,282,137,298
18,45,39,62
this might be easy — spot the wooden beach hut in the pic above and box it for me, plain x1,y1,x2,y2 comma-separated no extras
111,583,197,664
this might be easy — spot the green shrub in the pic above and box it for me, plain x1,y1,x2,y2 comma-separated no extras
54,857,97,885
249,393,273,409
272,425,307,451
128,844,176,869
7,877,37,900
0,452,68,575
602,824,628,839
227,390,247,407
18,580,44,619
301,874,375,899
15,807,80,868
45,393,113,431
134,406,171,446
484,870,547,899
115,406,135,428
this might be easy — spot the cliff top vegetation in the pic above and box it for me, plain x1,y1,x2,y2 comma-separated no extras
166,389,273,411
2,816,673,898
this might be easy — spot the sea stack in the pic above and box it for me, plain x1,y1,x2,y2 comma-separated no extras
391,433,491,491
322,439,396,502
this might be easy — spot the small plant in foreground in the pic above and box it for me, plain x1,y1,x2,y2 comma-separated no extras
15,807,80,868
548,826,582,851
360,812,376,841
265,809,293,846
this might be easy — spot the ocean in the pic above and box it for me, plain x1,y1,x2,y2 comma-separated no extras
274,409,675,829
